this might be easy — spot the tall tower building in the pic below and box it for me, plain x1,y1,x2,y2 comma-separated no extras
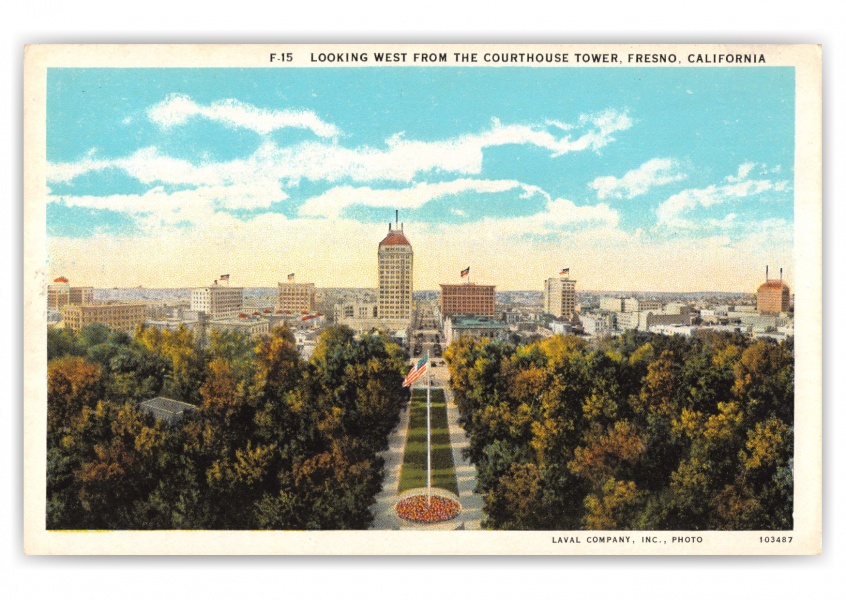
544,275,577,320
378,219,413,324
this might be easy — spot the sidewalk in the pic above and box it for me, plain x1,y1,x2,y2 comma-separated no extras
369,398,411,530
442,385,483,530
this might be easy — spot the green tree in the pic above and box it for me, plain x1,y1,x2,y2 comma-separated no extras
47,356,103,445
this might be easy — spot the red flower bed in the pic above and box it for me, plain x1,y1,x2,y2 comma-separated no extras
395,494,461,523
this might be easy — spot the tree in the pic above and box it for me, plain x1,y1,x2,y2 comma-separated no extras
47,356,102,445
136,324,206,404
47,327,83,360
48,401,168,529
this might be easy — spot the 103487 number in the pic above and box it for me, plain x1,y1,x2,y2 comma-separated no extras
760,536,793,543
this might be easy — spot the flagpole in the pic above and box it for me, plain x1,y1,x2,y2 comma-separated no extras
426,350,432,507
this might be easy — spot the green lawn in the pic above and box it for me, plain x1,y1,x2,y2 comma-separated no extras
398,388,459,495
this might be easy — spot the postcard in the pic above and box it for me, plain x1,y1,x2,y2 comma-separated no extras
23,43,821,554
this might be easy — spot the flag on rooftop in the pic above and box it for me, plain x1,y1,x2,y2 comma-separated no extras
460,266,470,278
559,268,570,276
288,273,295,281
402,355,429,387
220,274,230,281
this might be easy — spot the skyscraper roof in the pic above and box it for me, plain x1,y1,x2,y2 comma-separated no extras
379,229,411,247
758,280,790,291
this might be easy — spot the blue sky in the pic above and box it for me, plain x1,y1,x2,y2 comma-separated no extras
46,67,794,291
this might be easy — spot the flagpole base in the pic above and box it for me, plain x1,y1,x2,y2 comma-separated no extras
394,488,462,525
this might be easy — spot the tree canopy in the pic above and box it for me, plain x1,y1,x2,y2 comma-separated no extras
47,324,407,530
444,331,793,530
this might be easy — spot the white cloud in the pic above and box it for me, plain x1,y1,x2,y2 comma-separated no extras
657,176,787,229
725,161,757,182
48,108,634,189
297,179,549,218
147,94,341,138
590,158,686,199
656,164,789,230
488,197,619,236
49,179,288,226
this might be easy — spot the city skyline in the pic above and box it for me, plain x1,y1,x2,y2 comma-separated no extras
47,67,794,292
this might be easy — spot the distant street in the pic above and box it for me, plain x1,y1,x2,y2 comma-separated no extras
370,302,481,530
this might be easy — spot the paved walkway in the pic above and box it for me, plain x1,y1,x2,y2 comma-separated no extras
443,385,482,530
370,397,411,530
370,363,483,530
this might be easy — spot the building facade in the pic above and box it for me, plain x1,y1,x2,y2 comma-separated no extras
335,301,379,321
443,315,509,345
48,282,94,309
208,315,270,336
439,283,496,318
62,302,147,333
544,277,577,320
580,312,617,336
377,223,413,324
278,281,316,314
190,284,244,318
757,280,791,315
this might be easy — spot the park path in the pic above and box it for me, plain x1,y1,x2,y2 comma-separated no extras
370,362,483,530
442,385,483,529
369,397,411,530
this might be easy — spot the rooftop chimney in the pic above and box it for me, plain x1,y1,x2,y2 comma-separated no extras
395,209,399,225
766,265,769,281
780,267,783,282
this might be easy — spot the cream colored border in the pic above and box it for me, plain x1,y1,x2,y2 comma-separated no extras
23,43,822,555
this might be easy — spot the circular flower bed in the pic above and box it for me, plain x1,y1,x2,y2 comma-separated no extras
395,494,461,524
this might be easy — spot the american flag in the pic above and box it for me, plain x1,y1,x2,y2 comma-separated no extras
287,273,295,281
402,356,429,387
460,266,470,278
220,274,230,281
559,268,569,276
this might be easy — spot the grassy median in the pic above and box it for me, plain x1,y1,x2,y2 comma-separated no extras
398,388,459,495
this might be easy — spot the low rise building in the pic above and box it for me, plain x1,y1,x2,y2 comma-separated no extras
143,317,201,333
580,311,617,336
550,320,574,336
443,314,509,345
139,397,198,425
208,314,271,337
335,301,379,321
62,302,147,333
614,309,693,332
599,297,624,312
293,329,318,360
